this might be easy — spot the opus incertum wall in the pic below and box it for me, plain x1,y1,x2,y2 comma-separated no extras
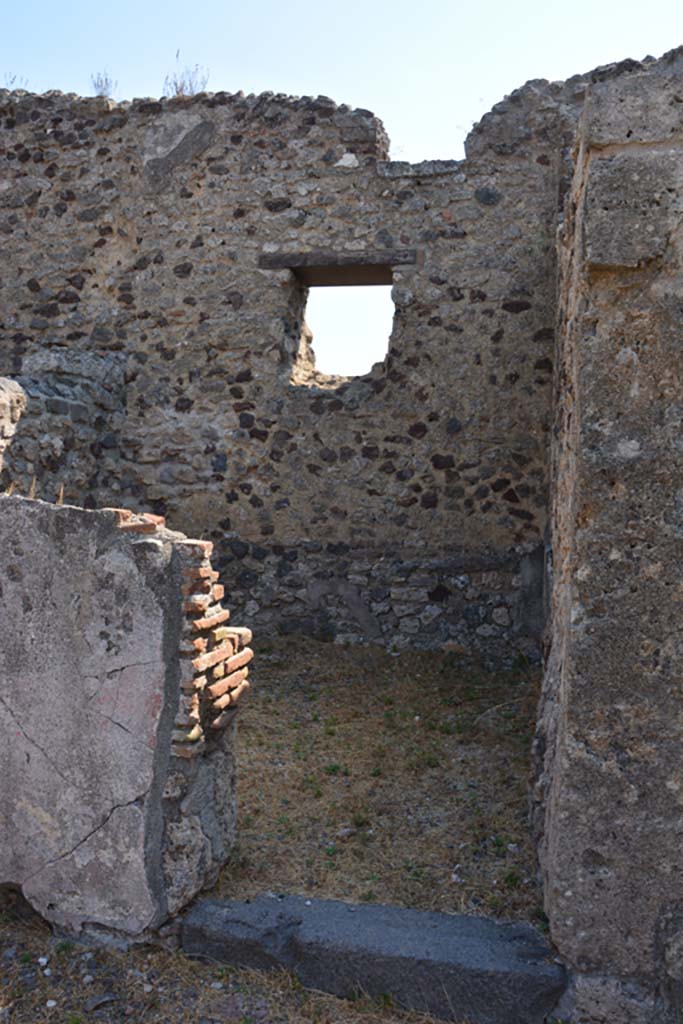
0,75,579,662
3,45,683,1022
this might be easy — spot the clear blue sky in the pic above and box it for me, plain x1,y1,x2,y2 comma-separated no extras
4,0,683,159
3,0,683,373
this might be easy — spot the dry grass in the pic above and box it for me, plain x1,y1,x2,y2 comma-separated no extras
0,639,545,1023
223,638,543,923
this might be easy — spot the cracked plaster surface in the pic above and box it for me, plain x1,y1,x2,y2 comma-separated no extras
25,800,157,933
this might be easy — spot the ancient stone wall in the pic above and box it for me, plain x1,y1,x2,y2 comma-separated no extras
0,487,252,936
5,47,683,1022
534,49,683,1024
0,81,587,659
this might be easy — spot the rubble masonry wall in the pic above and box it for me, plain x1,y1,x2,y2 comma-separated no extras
0,80,587,659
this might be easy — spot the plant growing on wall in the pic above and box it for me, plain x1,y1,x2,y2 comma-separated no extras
3,73,28,89
91,70,117,98
163,50,209,96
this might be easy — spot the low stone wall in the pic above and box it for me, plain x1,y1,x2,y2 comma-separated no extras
0,495,252,936
218,538,543,662
0,350,125,502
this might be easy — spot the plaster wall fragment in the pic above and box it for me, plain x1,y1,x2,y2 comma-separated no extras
0,497,250,936
0,377,26,473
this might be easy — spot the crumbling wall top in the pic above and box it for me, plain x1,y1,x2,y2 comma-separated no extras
0,87,391,163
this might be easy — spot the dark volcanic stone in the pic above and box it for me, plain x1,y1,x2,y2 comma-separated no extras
181,896,566,1024
474,187,502,206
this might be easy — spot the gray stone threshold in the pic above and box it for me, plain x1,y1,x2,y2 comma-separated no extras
181,895,566,1024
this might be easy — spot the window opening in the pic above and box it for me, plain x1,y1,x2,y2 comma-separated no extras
302,284,394,379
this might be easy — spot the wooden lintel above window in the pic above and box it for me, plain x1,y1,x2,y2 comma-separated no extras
258,248,418,286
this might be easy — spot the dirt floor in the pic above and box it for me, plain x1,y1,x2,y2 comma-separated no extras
0,639,545,1024
224,638,543,922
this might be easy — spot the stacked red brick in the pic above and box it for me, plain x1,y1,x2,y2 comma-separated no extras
110,508,253,759
176,538,253,757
